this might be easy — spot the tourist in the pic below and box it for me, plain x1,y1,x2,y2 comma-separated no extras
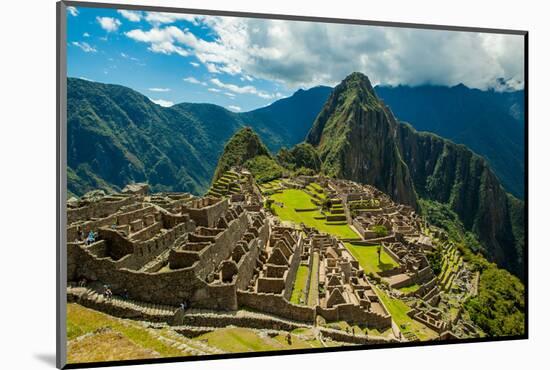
122,289,129,300
286,333,292,345
78,277,87,287
86,231,96,245
180,302,186,312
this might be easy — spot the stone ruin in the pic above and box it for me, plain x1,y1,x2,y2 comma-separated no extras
66,171,482,344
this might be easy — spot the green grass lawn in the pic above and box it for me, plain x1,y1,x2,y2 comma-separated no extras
66,303,187,363
290,265,309,305
344,243,399,274
269,189,358,239
374,288,438,341
197,327,321,353
398,283,420,294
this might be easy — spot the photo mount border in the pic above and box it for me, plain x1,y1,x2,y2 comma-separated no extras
56,1,529,368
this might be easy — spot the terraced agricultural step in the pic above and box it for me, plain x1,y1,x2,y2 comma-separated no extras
67,285,178,322
174,308,311,332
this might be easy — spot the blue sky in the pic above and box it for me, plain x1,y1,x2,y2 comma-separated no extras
66,5,524,112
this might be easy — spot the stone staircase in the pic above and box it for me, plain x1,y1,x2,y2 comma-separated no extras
67,285,177,323
138,247,172,272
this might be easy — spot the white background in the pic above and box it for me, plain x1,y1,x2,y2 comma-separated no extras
0,0,546,368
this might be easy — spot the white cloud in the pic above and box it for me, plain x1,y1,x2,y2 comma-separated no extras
83,32,90,37
67,6,78,17
148,87,171,92
224,92,236,97
183,77,201,84
71,41,97,53
227,105,241,111
210,78,273,99
78,76,94,82
144,12,203,26
190,62,200,67
150,98,174,107
118,10,142,22
125,27,191,56
126,14,524,90
97,17,122,32
208,88,221,93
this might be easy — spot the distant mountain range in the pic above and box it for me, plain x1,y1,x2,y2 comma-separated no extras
67,78,330,197
375,84,525,199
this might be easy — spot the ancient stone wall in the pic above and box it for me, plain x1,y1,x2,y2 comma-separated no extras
236,290,315,323
67,197,134,224
316,304,391,329
185,198,229,227
283,236,304,300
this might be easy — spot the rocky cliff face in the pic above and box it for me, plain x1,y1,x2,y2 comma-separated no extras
397,123,524,278
306,72,418,209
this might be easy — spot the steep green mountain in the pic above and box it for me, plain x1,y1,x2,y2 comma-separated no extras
375,84,525,198
241,86,332,152
306,72,419,209
213,127,282,184
306,72,524,279
398,123,524,278
67,78,328,196
67,77,245,196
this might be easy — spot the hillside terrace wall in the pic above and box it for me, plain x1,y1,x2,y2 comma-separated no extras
237,290,315,323
316,304,391,329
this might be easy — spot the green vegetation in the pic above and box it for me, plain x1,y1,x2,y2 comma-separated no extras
197,327,322,352
419,199,482,253
374,288,438,341
277,143,322,173
398,283,420,294
213,127,271,182
344,243,398,275
67,303,186,363
371,225,388,237
462,254,525,337
244,155,283,183
290,265,309,305
269,189,359,239
427,244,443,276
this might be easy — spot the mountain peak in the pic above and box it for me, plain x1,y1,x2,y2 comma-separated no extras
340,72,376,93
330,72,381,111
306,73,419,209
212,126,271,182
